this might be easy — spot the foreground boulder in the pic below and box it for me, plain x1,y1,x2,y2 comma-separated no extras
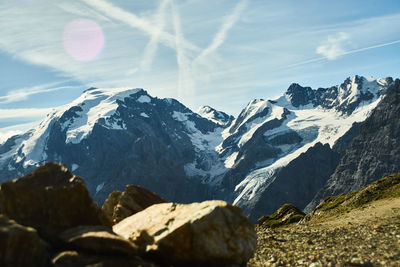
0,214,49,267
0,162,111,242
113,200,257,266
102,185,166,224
59,225,139,256
257,203,305,228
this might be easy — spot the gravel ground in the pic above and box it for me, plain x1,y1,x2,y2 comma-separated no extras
248,200,400,266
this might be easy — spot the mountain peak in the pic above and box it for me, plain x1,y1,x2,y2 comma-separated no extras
285,83,315,107
197,105,234,126
282,75,392,114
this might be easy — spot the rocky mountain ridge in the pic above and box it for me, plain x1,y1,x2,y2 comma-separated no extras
0,75,397,222
305,78,400,212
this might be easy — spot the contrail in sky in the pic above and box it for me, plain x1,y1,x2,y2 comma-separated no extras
284,39,400,69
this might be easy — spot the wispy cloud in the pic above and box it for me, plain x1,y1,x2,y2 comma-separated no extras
0,108,54,119
195,0,247,63
0,130,22,144
81,0,200,53
0,82,77,104
171,0,194,98
140,0,171,71
316,32,350,60
0,109,54,144
0,121,40,144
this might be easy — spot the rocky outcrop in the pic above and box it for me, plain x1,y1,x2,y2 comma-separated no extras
306,79,400,211
0,214,49,267
257,203,305,228
0,162,111,242
113,200,257,266
102,185,166,224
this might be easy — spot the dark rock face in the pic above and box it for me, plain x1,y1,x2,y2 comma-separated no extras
0,162,111,242
286,83,316,107
102,185,166,224
285,75,386,115
306,79,400,211
240,142,340,222
0,214,49,267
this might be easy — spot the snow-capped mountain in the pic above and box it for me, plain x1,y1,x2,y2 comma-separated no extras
214,76,394,220
0,88,220,204
0,75,396,222
305,78,400,212
197,105,234,127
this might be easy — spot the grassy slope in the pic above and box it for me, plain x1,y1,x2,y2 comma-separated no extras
304,171,400,223
249,172,400,266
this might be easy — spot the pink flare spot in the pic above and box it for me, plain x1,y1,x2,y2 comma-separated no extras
63,18,105,62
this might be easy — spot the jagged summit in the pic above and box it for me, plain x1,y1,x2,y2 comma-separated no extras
282,75,392,114
197,105,234,127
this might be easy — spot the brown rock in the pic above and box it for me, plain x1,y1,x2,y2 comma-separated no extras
102,191,123,221
113,200,257,266
52,250,157,267
0,162,111,242
59,225,139,256
102,185,166,224
0,214,49,267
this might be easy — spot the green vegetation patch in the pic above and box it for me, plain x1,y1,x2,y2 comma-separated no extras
258,203,305,228
310,171,400,220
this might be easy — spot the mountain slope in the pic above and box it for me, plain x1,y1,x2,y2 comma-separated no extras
305,78,400,212
248,171,400,266
217,76,393,221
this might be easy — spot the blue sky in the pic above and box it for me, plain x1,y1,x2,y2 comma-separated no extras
1,0,400,142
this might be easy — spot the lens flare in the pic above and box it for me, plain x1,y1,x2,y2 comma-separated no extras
63,18,105,62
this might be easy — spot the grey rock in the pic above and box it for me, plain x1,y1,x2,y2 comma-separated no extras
113,200,257,266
